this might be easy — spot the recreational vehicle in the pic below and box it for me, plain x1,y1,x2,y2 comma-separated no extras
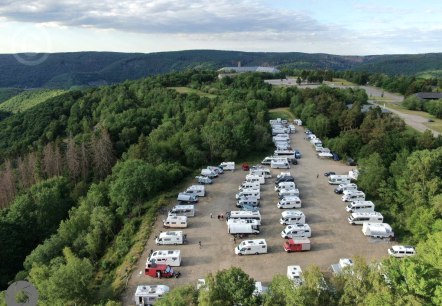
245,174,265,184
250,167,272,178
279,188,300,199
334,183,358,194
135,285,170,306
279,210,305,225
281,224,311,238
236,198,260,207
362,223,394,239
328,175,351,185
185,185,205,197
155,231,186,245
227,219,260,235
287,265,303,286
219,162,235,171
346,201,375,213
177,193,198,203
277,196,302,209
239,181,261,191
200,168,218,178
341,191,365,202
234,239,268,255
348,212,383,225
163,216,188,228
275,181,296,191
226,211,262,225
236,189,261,200
148,250,181,267
168,205,195,217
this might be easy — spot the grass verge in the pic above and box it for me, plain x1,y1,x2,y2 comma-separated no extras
168,87,217,99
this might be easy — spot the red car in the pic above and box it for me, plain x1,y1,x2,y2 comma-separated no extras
242,163,250,171
145,262,180,278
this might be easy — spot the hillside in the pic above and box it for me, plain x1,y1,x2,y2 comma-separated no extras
0,89,66,113
0,50,440,89
0,88,23,104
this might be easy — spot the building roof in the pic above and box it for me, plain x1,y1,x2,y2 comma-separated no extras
218,66,280,73
415,92,442,100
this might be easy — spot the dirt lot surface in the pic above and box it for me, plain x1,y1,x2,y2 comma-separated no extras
123,126,392,305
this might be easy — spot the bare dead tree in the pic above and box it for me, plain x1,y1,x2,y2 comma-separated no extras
66,137,81,181
90,129,116,179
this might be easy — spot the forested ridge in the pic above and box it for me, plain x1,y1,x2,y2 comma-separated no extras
0,71,441,305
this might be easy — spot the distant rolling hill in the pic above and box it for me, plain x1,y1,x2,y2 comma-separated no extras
0,50,440,89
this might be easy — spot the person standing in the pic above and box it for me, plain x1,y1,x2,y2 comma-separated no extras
198,241,202,248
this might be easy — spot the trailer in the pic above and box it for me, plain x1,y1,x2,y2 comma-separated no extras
227,219,260,235
135,285,170,306
148,250,181,267
362,223,394,239
283,237,311,252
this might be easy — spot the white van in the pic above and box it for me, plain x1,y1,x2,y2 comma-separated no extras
281,224,311,238
342,191,365,202
334,183,358,194
277,196,301,209
279,188,300,199
226,211,261,225
235,239,267,255
245,174,265,184
271,159,290,169
275,181,296,192
236,198,260,207
348,212,383,225
388,245,416,258
163,216,188,228
279,210,305,225
239,181,261,191
168,205,195,217
328,175,351,185
236,189,261,200
148,250,181,267
346,201,375,213
155,231,186,245
185,185,205,197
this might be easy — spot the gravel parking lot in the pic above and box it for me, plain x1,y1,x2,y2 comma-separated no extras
124,125,392,305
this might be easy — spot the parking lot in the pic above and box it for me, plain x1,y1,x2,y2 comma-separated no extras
124,125,392,305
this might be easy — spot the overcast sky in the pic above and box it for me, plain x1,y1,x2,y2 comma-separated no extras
0,0,441,55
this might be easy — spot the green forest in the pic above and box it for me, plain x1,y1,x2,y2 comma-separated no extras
0,89,66,113
0,70,441,305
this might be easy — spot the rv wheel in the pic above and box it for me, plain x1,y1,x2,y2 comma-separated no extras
174,243,177,245
238,253,243,256
255,252,259,255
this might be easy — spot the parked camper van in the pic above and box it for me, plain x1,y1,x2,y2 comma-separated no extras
149,250,181,267
235,239,268,255
135,285,170,306
279,189,300,199
287,265,303,286
348,212,383,225
271,159,290,169
281,224,311,238
236,198,260,207
177,193,198,203
334,183,358,194
362,223,394,239
226,211,262,225
236,189,261,200
279,210,305,225
346,201,375,213
207,166,223,175
239,181,261,191
163,216,188,228
195,176,212,185
250,167,272,178
277,196,302,209
275,181,296,192
168,205,195,217
227,219,260,235
185,185,205,197
341,191,365,202
388,245,416,258
283,237,311,252
245,174,265,184
201,168,217,178
328,175,351,185
219,162,235,171
155,231,186,245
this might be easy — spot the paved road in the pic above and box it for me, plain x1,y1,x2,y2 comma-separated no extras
265,79,440,137
122,126,392,305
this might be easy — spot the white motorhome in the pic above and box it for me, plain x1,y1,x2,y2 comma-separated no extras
272,127,289,135
342,191,366,202
195,176,212,185
245,174,265,184
348,169,359,181
168,205,195,217
234,239,268,255
331,258,354,275
236,198,260,207
328,175,351,185
185,185,205,197
177,193,198,203
250,167,272,179
348,212,383,225
334,183,358,194
148,250,181,267
155,231,186,245
135,285,170,306
294,119,302,126
274,181,296,192
279,210,305,225
163,216,188,228
236,189,261,200
274,150,296,159
362,223,394,239
239,181,261,191
288,124,296,133
226,211,262,225
388,245,416,258
273,134,290,141
346,201,375,213
277,196,302,209
279,188,300,199
201,168,218,178
219,162,235,171
281,224,311,238
287,265,303,286
227,219,260,234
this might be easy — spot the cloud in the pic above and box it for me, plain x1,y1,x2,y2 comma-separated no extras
0,0,330,35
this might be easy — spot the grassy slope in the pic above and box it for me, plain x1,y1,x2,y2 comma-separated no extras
0,89,66,113
0,88,23,104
